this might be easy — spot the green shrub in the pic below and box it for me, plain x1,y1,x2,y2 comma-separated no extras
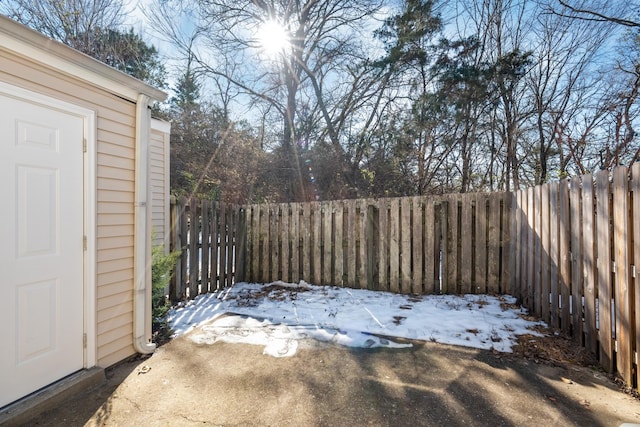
151,243,181,343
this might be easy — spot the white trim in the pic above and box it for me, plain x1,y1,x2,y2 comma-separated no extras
0,81,97,368
0,15,166,103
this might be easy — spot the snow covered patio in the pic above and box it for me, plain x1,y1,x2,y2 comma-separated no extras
169,281,544,357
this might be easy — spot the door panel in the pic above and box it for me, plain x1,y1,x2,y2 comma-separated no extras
0,94,84,408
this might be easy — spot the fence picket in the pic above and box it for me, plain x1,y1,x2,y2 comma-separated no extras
378,199,389,291
532,187,542,315
412,197,424,294
281,204,290,283
334,202,344,286
476,194,488,295
488,193,501,294
631,162,640,391
570,177,584,342
559,180,571,331
581,175,597,354
210,202,219,289
400,198,412,293
613,167,632,385
312,202,321,285
389,198,400,293
188,198,199,297
357,200,367,289
302,203,312,281
322,202,332,285
291,203,300,283
515,190,524,301
596,171,613,372
448,196,459,293
424,198,436,294
258,205,271,283
346,200,357,287
540,185,551,323
460,194,473,293
201,200,210,293
549,183,560,328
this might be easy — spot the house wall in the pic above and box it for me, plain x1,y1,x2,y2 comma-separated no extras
0,49,137,367
150,120,171,251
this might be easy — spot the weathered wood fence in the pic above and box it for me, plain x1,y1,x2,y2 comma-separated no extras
510,162,640,390
169,197,245,300
242,193,511,295
169,163,639,390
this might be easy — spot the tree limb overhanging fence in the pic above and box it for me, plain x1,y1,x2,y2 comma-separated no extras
170,162,640,391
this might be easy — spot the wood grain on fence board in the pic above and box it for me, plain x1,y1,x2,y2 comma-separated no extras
540,185,551,323
412,197,424,294
549,183,560,329
532,187,542,316
595,171,613,373
559,180,571,332
210,202,219,289
570,177,584,343
581,176,597,354
448,196,460,293
188,199,199,297
378,199,389,291
366,201,377,290
501,192,512,296
292,204,301,283
201,200,210,293
218,202,227,286
261,204,269,282
322,202,331,285
236,207,246,283
488,193,501,294
400,198,412,293
460,194,473,293
357,200,367,289
312,203,321,285
631,162,640,391
475,194,488,295
613,167,632,385
424,199,436,294
302,203,312,282
525,188,534,309
346,200,357,287
515,191,524,301
335,203,345,286
227,204,235,288
280,204,289,283
389,198,400,293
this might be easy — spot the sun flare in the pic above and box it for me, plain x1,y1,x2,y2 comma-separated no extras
257,20,290,56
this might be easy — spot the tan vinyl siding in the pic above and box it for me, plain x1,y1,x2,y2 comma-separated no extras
149,122,170,250
0,48,138,367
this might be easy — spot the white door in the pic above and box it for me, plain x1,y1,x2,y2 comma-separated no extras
0,93,84,408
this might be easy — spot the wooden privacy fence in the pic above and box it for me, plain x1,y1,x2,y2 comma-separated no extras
242,193,511,295
169,197,245,300
169,163,639,390
511,162,640,390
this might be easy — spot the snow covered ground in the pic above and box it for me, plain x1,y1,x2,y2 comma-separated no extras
168,281,545,357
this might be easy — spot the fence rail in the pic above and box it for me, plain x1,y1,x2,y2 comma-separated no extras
169,163,639,390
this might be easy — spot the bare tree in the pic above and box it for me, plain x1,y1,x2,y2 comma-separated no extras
148,0,384,201
2,0,125,52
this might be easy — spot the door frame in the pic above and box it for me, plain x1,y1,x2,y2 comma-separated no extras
0,80,97,369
